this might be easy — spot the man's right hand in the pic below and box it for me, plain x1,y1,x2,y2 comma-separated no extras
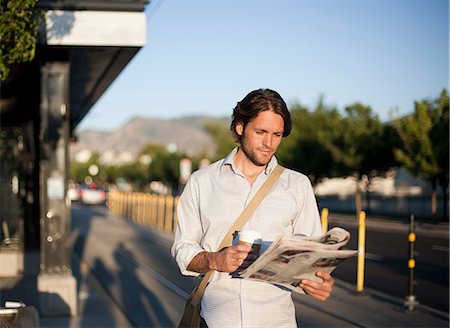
187,244,252,273
209,244,252,272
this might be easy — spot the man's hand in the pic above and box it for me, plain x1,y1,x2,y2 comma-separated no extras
188,244,253,273
300,272,334,301
209,244,252,272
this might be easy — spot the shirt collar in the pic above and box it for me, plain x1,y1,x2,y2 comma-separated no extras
220,147,278,175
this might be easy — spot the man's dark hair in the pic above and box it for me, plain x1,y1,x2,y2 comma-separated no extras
230,88,292,142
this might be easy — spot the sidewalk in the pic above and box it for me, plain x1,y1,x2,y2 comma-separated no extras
39,254,133,328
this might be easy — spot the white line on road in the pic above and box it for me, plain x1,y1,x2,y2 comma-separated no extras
364,252,383,261
431,245,449,252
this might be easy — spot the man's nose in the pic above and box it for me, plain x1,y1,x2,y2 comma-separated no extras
263,134,272,147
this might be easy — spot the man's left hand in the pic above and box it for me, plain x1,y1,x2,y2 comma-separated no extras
300,272,334,301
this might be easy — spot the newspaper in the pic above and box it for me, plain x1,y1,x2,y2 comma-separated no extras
238,227,357,293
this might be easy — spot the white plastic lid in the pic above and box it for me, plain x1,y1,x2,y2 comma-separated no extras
238,230,262,244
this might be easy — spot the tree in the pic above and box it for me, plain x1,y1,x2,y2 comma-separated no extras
333,103,394,215
0,0,43,81
70,153,109,186
394,89,449,220
204,122,236,161
433,90,450,219
138,143,186,193
277,98,342,186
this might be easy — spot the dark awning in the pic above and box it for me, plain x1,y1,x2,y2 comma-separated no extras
0,0,148,132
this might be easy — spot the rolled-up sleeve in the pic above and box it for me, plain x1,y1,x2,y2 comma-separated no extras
171,174,205,276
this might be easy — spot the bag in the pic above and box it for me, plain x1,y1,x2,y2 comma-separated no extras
177,165,284,328
178,285,201,328
178,270,211,328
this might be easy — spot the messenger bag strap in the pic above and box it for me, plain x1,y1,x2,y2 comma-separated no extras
189,164,284,307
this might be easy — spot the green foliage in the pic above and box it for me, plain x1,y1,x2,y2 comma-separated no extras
429,89,449,184
339,103,396,179
116,161,148,189
203,122,236,161
393,89,449,218
394,90,449,182
277,96,396,192
138,143,186,191
277,99,343,185
70,144,187,193
70,153,108,186
0,0,43,81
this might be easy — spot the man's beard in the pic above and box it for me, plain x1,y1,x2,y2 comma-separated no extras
239,139,273,167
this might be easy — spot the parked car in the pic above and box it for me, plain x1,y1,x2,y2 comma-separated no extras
80,184,107,205
68,182,81,202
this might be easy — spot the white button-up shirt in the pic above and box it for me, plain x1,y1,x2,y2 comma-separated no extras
172,148,322,327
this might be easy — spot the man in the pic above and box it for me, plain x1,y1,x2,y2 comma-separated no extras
172,89,334,327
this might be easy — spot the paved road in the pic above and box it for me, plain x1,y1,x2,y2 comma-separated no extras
327,213,449,312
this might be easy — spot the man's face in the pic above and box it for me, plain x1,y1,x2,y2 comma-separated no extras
236,110,284,166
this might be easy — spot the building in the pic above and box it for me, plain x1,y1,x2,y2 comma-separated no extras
0,0,148,317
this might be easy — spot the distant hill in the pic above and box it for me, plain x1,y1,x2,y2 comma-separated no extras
70,115,230,160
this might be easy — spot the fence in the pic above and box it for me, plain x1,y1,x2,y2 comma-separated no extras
108,192,334,236
108,191,180,234
317,194,447,219
109,191,448,234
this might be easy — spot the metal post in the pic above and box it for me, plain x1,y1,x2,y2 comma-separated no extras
321,208,329,234
404,214,419,311
356,211,366,292
37,62,77,317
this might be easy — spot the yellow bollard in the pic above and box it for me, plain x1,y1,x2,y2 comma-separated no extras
128,193,133,221
125,193,129,219
108,191,114,214
144,194,151,226
139,193,145,224
321,208,329,234
165,195,174,233
173,196,180,234
132,192,137,221
151,194,158,227
157,195,165,230
357,211,366,292
136,193,142,224
118,192,123,215
140,193,146,224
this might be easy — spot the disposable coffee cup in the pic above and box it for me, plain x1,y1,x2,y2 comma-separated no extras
238,230,262,256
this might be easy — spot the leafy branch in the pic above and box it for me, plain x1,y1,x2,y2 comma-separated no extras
0,0,43,81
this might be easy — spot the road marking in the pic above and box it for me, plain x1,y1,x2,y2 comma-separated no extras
431,245,449,252
365,252,383,261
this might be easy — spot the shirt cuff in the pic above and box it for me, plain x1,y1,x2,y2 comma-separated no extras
176,246,205,277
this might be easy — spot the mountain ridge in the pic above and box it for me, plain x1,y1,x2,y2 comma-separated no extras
70,115,230,160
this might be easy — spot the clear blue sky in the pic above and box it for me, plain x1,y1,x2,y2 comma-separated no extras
76,0,449,132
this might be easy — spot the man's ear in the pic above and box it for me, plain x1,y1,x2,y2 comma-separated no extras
236,123,244,136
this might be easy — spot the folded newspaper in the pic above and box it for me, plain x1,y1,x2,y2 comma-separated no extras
238,227,357,293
